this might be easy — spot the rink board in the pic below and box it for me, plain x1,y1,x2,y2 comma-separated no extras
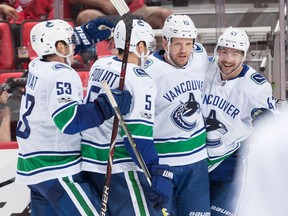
0,144,30,216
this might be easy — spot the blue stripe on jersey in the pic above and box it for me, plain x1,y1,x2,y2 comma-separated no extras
82,158,134,166
124,118,154,125
18,150,81,157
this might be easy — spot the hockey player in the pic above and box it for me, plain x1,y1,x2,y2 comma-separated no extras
144,14,211,215
202,27,276,215
81,18,174,215
15,19,132,216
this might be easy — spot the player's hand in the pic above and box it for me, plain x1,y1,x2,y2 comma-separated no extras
97,89,132,120
73,18,115,54
146,164,174,211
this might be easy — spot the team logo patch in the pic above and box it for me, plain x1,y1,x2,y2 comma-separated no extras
194,43,203,53
57,96,73,103
171,93,200,131
53,64,70,70
251,73,266,85
144,59,153,69
133,68,149,77
205,110,227,148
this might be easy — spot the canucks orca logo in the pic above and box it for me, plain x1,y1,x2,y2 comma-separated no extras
46,21,54,27
205,110,228,147
171,93,200,131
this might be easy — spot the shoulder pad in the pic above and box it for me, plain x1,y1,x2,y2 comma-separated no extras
250,72,267,85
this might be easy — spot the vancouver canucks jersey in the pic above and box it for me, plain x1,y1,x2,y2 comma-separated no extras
144,43,208,166
202,61,276,167
81,56,158,173
16,58,84,185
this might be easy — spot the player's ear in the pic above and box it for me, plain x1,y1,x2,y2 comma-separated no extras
136,41,146,53
162,37,168,50
55,41,67,55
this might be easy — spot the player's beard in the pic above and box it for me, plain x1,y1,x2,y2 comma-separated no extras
218,61,242,78
167,52,189,68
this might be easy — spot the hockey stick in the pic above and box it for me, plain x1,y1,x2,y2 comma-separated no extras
100,0,133,215
102,81,169,216
0,177,15,188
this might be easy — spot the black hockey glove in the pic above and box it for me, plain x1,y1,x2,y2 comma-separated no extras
97,89,132,120
73,18,114,54
145,164,174,211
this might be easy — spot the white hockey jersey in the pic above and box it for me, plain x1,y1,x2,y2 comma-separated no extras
81,56,158,173
144,43,209,166
202,60,276,168
16,58,84,185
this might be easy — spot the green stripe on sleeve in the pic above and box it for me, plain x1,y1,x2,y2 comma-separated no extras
53,103,77,131
121,123,153,138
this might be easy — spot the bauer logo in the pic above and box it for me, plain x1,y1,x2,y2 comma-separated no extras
162,170,173,179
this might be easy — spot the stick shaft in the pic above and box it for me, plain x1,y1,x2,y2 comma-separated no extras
0,177,15,188
100,1,133,215
102,81,169,216
102,81,152,183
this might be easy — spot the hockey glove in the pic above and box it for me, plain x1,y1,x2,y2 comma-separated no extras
146,164,174,211
97,89,132,120
73,18,114,54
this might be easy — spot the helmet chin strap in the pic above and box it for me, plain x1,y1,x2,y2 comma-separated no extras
55,45,74,66
133,49,150,68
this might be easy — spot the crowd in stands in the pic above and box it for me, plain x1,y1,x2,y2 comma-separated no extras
0,0,173,142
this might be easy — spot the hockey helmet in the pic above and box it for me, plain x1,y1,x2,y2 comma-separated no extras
30,19,74,58
114,19,155,53
162,14,197,42
216,27,250,57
